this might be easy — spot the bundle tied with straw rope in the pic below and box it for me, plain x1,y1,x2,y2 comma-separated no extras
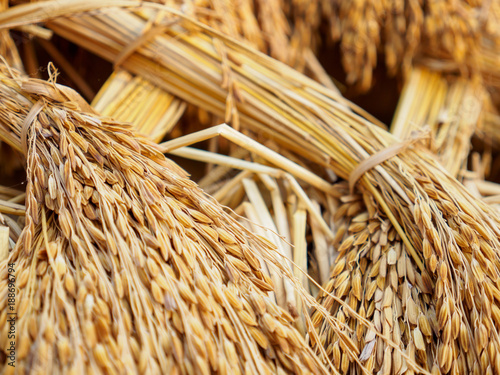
310,145,500,374
0,62,343,375
3,2,500,374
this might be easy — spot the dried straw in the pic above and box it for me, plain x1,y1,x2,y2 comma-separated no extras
92,70,186,142
391,67,486,177
0,0,23,72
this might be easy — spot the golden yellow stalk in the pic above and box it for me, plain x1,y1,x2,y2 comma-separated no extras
92,70,186,142
391,67,486,177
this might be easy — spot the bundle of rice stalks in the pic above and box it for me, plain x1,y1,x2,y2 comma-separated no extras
0,63,340,374
27,0,338,142
92,70,186,142
8,0,380,148
391,67,486,177
4,4,500,374
312,184,437,374
320,0,500,91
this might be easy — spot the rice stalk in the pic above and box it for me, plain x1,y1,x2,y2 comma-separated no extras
92,70,186,142
0,0,23,72
0,220,9,261
391,67,486,177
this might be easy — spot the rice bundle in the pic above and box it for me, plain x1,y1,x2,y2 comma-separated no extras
311,166,500,375
312,185,436,374
92,70,186,142
3,3,500,375
391,67,486,177
11,0,380,154
40,0,336,143
320,0,500,90
0,63,339,374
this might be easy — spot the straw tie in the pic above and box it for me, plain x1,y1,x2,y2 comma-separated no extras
114,15,179,69
21,99,44,155
349,127,430,193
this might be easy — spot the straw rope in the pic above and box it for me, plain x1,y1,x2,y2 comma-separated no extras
349,128,430,193
20,99,43,155
114,18,179,68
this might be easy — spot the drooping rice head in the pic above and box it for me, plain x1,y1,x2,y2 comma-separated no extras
0,65,328,375
313,169,500,375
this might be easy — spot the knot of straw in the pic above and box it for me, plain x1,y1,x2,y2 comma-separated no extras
349,127,430,193
21,99,44,155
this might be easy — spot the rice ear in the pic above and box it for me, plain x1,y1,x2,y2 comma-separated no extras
0,63,333,374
